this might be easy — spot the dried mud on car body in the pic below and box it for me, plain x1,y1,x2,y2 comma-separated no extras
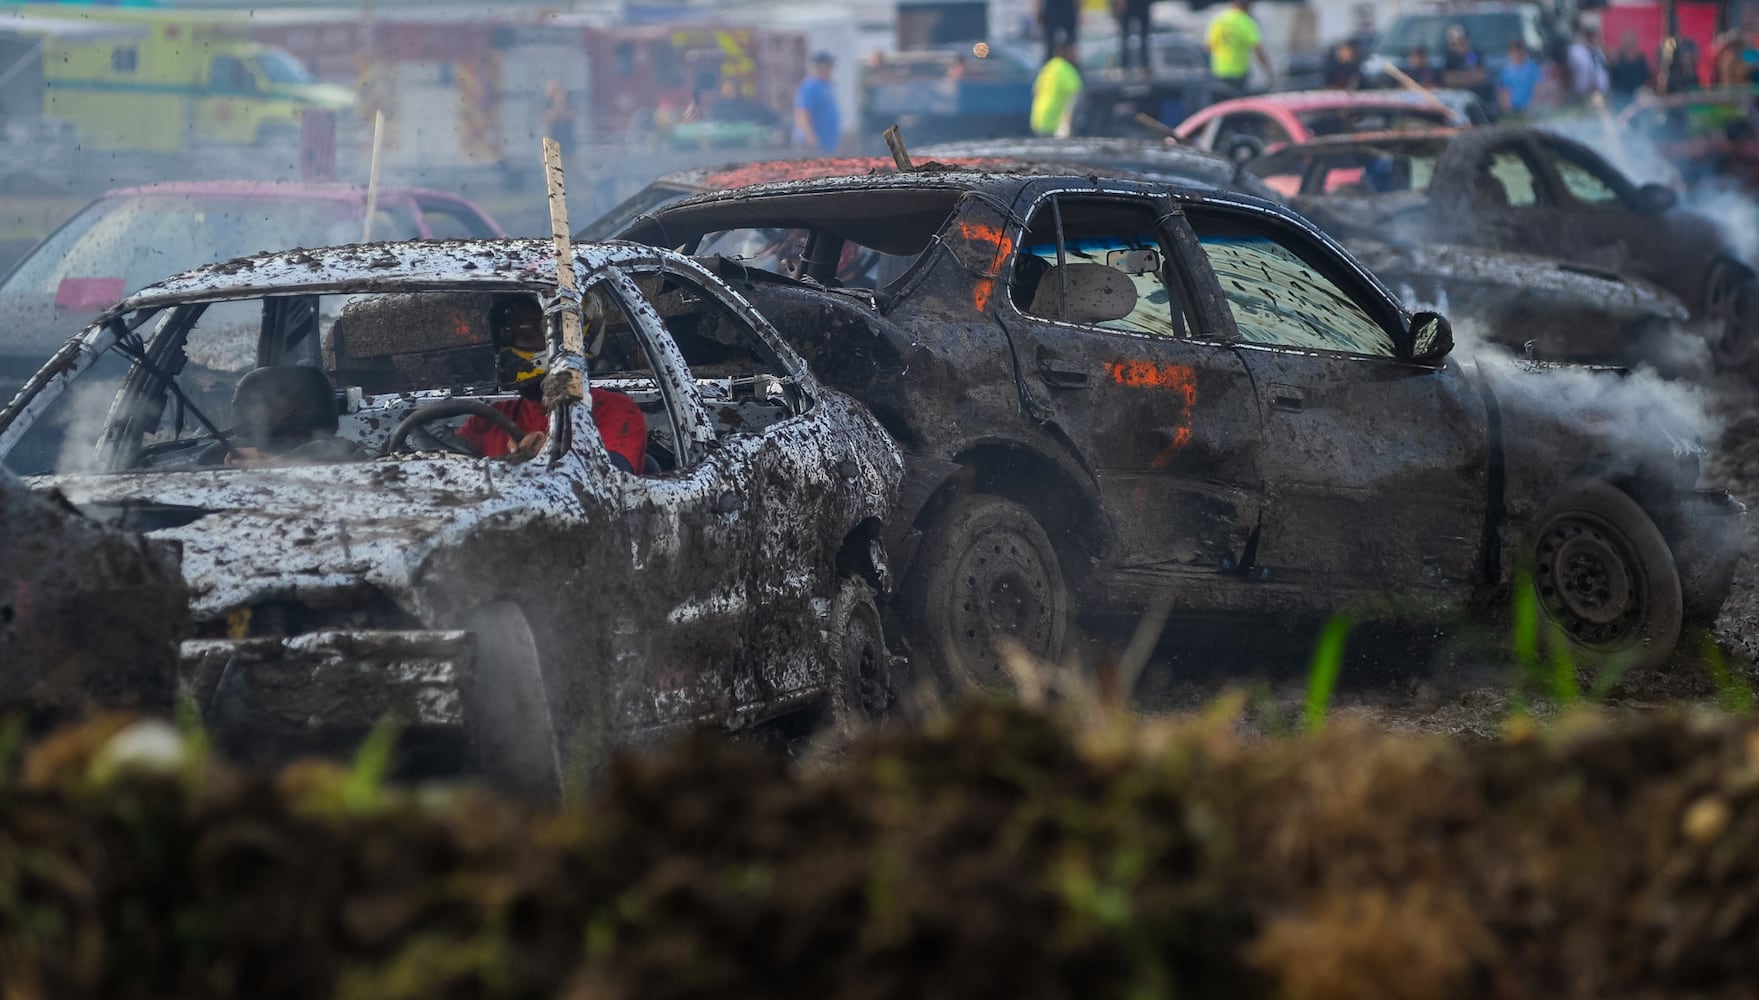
8,703,1759,1000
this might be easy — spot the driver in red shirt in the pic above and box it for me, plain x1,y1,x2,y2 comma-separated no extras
458,296,648,472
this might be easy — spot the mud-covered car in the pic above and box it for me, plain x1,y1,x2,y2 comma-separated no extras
0,240,904,791
618,169,1745,680
1248,127,1759,373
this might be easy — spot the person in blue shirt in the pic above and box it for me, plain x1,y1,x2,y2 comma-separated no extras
793,52,841,153
1498,40,1544,116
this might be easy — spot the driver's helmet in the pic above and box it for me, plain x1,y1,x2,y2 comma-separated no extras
492,295,548,390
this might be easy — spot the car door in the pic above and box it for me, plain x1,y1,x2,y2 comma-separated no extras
617,261,847,722
581,271,759,736
1000,186,1264,606
1525,134,1678,279
1176,203,1489,612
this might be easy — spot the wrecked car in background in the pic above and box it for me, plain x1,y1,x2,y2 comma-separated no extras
0,181,507,421
0,240,903,792
1249,128,1759,375
1172,90,1470,163
617,168,1745,682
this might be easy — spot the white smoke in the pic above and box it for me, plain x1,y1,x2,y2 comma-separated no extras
1445,313,1719,468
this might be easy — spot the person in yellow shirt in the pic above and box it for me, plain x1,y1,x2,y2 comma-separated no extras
1205,0,1274,89
1031,41,1083,137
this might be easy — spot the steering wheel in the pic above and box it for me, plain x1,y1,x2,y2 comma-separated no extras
383,400,526,458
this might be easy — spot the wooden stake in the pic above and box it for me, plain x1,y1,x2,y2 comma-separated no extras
542,136,585,407
1133,112,1182,141
361,110,384,242
883,124,913,170
1380,62,1452,115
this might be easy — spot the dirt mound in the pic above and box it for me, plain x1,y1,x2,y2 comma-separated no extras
3,704,1758,1000
0,470,187,721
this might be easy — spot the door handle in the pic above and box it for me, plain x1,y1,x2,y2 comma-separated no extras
1268,383,1306,412
1037,356,1091,389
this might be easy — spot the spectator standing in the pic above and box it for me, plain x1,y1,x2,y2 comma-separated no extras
793,52,841,153
1031,39,1083,137
1037,0,1079,65
1713,31,1752,86
1114,0,1155,74
1406,47,1443,87
1205,0,1273,89
1567,25,1610,102
1659,38,1702,95
1323,40,1362,89
1498,40,1543,116
1441,25,1487,92
1607,31,1654,108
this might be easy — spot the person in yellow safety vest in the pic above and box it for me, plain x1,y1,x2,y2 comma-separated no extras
1031,40,1083,137
1205,0,1275,89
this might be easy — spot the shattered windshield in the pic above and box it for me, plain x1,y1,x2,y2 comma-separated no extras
696,227,924,289
12,289,532,476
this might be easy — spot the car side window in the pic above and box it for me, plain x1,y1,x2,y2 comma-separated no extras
1009,196,1193,340
1542,145,1624,207
1478,149,1541,206
624,266,809,442
1185,212,1398,358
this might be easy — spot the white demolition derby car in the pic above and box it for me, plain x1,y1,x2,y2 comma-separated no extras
0,240,905,792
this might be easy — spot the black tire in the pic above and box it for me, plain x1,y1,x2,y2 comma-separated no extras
458,602,561,798
827,576,906,735
908,493,1072,692
1703,259,1759,373
1530,482,1684,672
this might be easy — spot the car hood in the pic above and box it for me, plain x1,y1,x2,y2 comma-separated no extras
30,457,575,620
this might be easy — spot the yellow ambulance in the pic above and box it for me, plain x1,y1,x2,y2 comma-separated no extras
16,7,353,151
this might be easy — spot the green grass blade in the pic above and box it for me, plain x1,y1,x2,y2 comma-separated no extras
1304,614,1352,734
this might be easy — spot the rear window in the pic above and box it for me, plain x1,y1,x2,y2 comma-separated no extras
1250,146,1441,196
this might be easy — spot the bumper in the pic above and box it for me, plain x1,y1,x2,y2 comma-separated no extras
1674,489,1750,621
181,630,474,733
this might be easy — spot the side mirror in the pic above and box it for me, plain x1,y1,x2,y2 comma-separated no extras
1635,183,1678,214
1410,310,1453,363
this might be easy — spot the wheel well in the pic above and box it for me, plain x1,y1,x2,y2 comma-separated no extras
917,443,1105,585
835,516,888,592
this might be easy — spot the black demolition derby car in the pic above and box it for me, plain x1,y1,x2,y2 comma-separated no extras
0,240,904,792
617,168,1747,680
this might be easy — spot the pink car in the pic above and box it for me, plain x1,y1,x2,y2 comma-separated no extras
0,181,505,387
1173,90,1469,165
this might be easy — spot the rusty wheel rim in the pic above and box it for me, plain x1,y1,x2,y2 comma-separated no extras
841,598,892,719
947,523,1058,687
1534,512,1646,648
